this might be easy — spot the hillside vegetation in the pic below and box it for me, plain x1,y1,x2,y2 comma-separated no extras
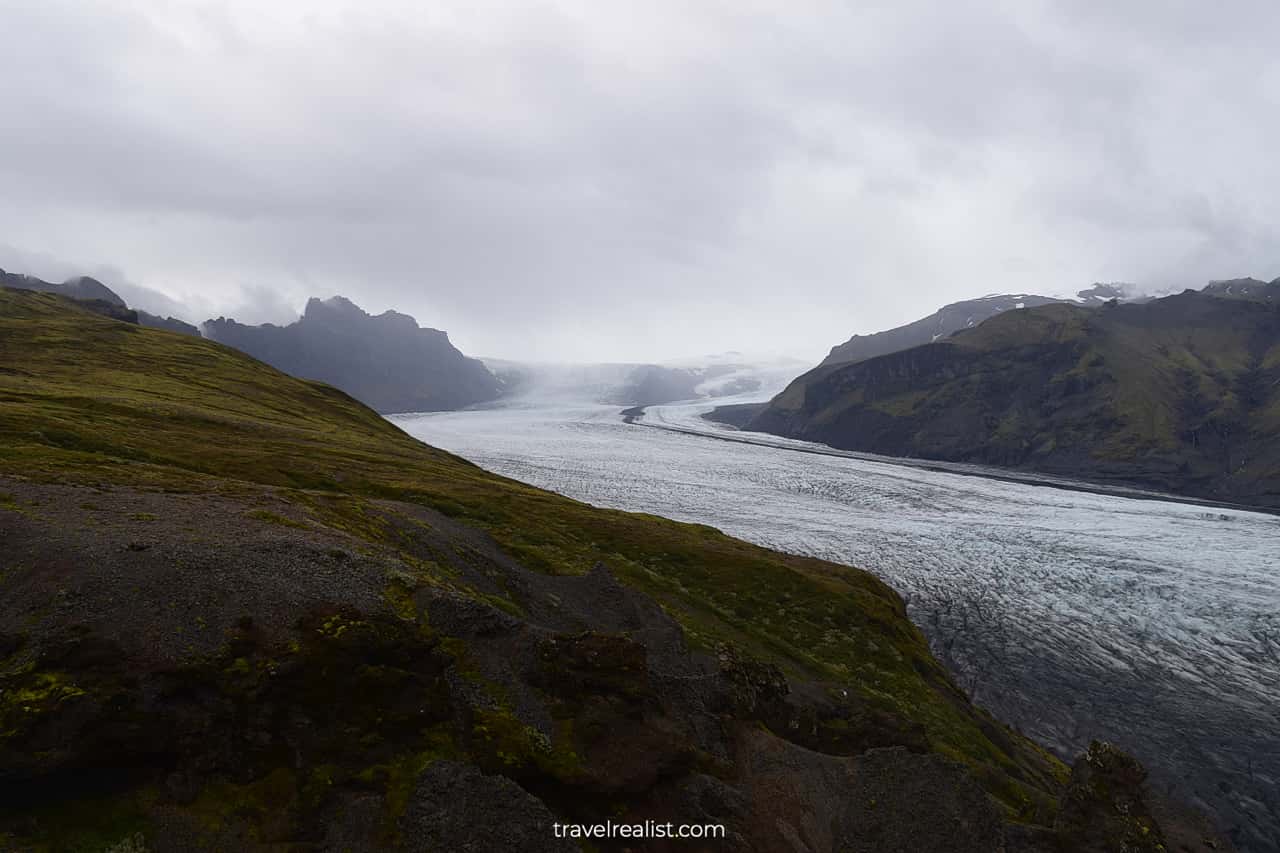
0,289,1192,850
753,288,1280,508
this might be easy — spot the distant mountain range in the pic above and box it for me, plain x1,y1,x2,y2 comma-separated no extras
744,278,1280,508
204,296,501,413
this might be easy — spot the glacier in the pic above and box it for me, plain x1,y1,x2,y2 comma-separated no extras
392,395,1280,850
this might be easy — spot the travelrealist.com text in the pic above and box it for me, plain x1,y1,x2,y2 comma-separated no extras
553,821,727,840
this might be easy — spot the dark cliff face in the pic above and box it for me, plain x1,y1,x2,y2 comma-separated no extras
753,290,1280,508
203,295,501,414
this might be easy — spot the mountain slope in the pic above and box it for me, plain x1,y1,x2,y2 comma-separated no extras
204,295,501,413
822,293,1068,367
751,289,1280,507
820,284,1145,368
0,289,1194,851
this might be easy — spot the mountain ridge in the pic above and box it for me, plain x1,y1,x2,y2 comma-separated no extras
820,283,1151,369
748,283,1280,508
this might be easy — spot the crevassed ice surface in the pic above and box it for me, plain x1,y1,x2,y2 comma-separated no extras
392,399,1280,850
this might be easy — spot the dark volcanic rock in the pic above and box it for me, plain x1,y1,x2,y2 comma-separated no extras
1054,742,1169,853
724,730,1007,853
203,295,501,413
399,762,575,853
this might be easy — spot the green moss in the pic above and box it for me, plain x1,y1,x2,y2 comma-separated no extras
472,706,581,780
476,589,526,618
383,575,419,622
245,508,310,530
6,789,152,853
0,670,86,736
376,727,460,816
316,614,367,640
190,767,297,833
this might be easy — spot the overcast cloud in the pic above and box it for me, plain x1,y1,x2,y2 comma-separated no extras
1,0,1278,361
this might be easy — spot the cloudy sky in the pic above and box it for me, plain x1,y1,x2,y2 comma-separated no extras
2,1,1278,361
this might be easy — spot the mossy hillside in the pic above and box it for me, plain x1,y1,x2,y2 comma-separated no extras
0,290,1065,827
1,610,466,847
753,293,1280,505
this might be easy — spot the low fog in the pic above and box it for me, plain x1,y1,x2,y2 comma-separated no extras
2,1,1278,361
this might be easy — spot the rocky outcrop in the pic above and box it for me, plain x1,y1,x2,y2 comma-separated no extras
397,762,575,853
204,296,501,413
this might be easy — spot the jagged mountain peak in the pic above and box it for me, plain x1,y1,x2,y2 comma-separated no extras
303,294,365,320
203,294,497,413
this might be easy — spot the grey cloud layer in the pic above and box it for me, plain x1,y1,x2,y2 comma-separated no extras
1,0,1277,360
